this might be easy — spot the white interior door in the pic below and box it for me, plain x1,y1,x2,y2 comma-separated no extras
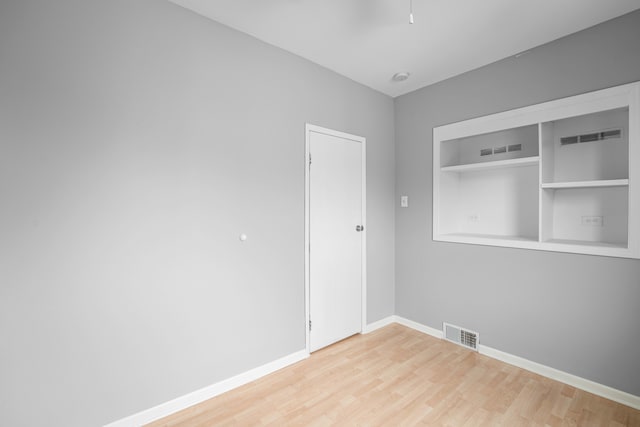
307,125,364,353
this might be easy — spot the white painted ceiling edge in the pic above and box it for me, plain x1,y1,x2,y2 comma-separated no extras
168,0,640,98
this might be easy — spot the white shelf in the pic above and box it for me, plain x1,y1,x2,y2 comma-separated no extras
437,234,631,257
541,179,628,189
543,238,627,249
441,156,539,173
437,233,538,244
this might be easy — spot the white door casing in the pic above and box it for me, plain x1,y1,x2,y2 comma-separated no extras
305,124,366,353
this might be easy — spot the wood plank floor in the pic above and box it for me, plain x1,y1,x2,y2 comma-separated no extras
147,324,640,426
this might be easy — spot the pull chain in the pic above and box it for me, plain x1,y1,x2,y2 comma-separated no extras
409,0,414,24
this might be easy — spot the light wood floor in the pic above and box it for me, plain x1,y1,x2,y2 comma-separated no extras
148,324,640,426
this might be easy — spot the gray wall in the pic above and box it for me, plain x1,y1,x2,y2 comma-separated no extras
395,9,640,396
0,1,395,426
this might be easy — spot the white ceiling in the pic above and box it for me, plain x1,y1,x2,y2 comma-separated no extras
168,0,640,97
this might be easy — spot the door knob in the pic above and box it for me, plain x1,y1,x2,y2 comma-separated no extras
356,225,364,232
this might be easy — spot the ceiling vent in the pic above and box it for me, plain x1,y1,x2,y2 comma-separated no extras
561,128,622,146
443,322,478,351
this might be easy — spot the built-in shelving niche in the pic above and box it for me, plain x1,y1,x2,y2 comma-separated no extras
433,82,639,258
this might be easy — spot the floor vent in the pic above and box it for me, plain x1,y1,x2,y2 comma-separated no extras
443,322,479,351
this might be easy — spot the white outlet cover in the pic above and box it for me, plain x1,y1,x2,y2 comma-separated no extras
581,216,604,227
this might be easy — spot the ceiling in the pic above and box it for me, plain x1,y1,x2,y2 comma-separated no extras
168,0,640,97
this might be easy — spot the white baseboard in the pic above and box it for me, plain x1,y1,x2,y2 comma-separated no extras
394,316,443,339
363,315,396,333
104,349,309,427
395,316,640,411
479,345,640,410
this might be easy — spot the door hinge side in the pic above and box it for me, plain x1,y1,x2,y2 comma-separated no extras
309,319,312,331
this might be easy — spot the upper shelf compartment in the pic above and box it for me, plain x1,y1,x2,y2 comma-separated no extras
440,124,539,169
540,107,629,184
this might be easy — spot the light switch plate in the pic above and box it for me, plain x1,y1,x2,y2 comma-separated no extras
401,196,409,208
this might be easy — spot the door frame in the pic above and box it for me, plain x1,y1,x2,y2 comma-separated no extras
304,123,367,354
